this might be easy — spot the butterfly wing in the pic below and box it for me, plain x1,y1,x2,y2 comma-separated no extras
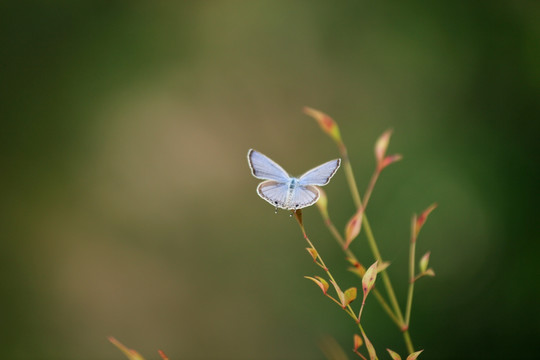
298,159,341,186
248,149,290,182
290,185,320,209
257,180,290,209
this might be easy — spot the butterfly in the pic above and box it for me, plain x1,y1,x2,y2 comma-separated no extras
247,149,341,211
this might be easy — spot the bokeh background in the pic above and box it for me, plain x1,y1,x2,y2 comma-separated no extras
1,1,538,359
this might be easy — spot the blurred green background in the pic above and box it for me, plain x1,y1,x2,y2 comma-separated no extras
1,1,538,359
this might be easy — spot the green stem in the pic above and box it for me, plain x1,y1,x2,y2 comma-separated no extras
324,218,400,327
405,244,415,326
340,145,414,354
362,217,405,324
405,217,417,327
340,147,362,209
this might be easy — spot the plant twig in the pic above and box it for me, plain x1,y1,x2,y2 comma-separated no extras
339,144,414,354
295,211,358,322
405,215,417,327
321,215,400,327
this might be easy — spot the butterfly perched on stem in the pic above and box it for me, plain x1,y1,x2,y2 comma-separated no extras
247,149,340,212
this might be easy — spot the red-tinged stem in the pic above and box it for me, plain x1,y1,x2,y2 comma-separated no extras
354,350,368,360
325,294,344,307
363,168,381,207
295,213,360,324
358,298,366,323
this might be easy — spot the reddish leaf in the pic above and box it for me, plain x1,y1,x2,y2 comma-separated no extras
305,276,329,294
353,334,363,351
304,106,342,144
158,350,169,360
415,203,437,238
380,154,403,170
345,208,364,249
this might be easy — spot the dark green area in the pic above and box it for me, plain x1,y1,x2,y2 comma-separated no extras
1,1,538,359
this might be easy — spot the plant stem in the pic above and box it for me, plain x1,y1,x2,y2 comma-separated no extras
354,350,368,360
340,146,414,354
296,214,360,324
358,299,366,323
340,146,362,209
405,216,417,327
405,244,415,327
362,168,380,207
323,218,400,327
362,219,405,319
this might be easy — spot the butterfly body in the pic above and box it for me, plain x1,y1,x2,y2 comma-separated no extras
247,149,340,210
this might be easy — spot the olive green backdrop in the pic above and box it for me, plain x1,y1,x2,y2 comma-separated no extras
1,1,538,359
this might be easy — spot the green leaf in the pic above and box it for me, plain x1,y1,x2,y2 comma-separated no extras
361,330,378,360
362,261,378,299
306,247,318,262
406,350,424,360
343,287,357,307
377,261,391,273
419,252,430,273
375,129,392,163
424,268,435,277
386,348,402,360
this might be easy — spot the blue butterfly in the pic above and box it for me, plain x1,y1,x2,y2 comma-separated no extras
247,149,340,211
